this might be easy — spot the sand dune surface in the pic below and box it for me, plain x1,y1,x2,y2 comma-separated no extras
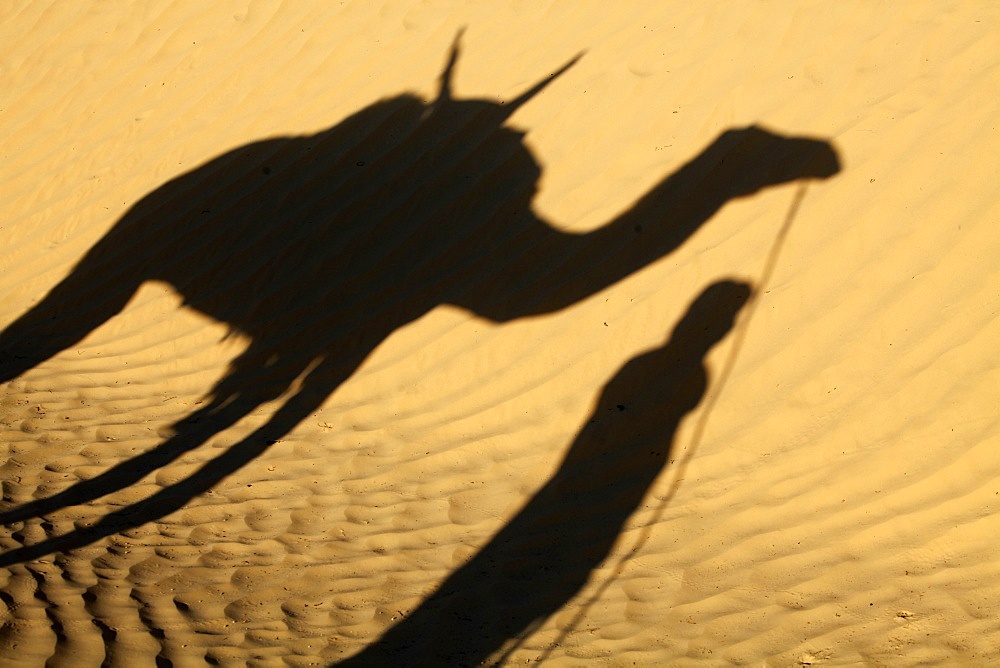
2,2,999,665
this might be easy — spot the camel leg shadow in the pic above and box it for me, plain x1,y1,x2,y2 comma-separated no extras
0,351,358,567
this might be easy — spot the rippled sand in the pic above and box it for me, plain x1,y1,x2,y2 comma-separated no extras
2,2,999,665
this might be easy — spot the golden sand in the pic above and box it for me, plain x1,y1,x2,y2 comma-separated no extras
2,2,998,665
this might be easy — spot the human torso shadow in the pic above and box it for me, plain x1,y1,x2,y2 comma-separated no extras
0,39,839,565
337,280,752,666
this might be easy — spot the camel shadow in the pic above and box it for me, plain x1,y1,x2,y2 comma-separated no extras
338,279,752,666
0,36,839,566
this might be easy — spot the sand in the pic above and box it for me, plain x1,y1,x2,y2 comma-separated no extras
1,2,999,665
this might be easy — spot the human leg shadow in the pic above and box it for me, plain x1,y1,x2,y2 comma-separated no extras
337,279,753,667
0,35,839,565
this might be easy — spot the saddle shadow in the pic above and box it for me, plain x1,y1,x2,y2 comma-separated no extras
337,279,753,666
0,35,839,566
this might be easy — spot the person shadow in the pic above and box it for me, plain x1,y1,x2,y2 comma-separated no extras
336,279,752,666
0,35,839,567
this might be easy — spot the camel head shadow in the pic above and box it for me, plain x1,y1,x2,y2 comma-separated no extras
0,33,840,562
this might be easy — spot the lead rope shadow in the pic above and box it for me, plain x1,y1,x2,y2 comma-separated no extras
522,182,812,664
0,29,839,568
337,279,753,667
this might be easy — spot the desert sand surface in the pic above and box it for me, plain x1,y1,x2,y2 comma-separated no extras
1,2,999,666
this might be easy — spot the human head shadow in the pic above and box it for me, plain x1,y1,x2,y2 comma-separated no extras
0,35,839,565
337,279,753,666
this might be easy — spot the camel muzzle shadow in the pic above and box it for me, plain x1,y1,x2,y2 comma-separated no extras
0,35,840,566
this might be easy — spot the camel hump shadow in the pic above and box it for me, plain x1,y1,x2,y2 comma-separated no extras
0,34,840,563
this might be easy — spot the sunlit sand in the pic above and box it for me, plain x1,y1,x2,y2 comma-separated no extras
1,3,998,665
